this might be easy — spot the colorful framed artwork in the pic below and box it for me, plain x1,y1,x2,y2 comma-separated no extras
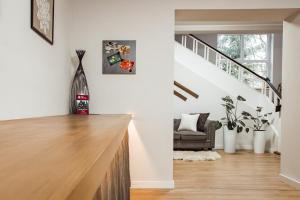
102,40,136,74
31,0,55,45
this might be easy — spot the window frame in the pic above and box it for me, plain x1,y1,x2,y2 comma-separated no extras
217,33,274,81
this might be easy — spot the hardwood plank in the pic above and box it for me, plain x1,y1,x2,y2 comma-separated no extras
0,114,131,200
174,90,188,101
131,151,300,200
174,81,199,99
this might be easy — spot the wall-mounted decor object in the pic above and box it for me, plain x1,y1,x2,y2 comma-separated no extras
71,50,90,115
31,0,54,45
103,40,136,74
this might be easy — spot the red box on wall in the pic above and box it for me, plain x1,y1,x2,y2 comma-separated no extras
76,95,89,115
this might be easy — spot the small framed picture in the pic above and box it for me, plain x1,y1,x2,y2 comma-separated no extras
31,0,55,45
103,40,136,74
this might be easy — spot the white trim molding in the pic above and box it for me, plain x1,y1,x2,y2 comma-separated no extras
175,23,283,34
131,180,175,189
215,145,253,150
280,173,300,189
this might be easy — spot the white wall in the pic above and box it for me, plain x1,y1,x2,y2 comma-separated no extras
69,0,174,188
280,13,300,189
0,0,71,120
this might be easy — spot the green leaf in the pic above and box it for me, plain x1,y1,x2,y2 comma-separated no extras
256,107,262,112
237,95,246,101
237,126,243,133
222,96,233,104
241,111,251,117
239,120,246,127
216,122,223,130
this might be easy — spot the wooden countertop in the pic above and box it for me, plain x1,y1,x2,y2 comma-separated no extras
0,114,131,200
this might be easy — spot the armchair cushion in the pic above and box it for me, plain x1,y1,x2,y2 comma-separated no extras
180,131,207,141
174,131,181,140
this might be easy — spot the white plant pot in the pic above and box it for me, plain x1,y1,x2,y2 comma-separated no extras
224,127,237,154
253,131,266,154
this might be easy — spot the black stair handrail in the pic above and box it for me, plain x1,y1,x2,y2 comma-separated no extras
188,34,281,99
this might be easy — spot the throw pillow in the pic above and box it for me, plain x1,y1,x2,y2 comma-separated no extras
178,114,200,132
173,119,181,131
197,113,210,132
191,113,210,131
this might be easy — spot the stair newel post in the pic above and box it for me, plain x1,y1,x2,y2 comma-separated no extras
195,41,198,55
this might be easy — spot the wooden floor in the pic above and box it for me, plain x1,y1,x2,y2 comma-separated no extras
131,151,300,200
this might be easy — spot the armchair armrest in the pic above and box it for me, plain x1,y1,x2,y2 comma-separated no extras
204,120,217,148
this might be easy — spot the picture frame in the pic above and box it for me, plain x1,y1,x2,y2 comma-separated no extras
31,0,55,45
102,40,136,75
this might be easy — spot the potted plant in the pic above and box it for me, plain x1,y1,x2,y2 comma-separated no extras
220,96,247,153
241,107,272,154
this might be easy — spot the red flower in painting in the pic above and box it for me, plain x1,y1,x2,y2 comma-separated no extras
120,60,135,72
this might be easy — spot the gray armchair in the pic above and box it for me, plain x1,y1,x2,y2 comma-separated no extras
174,119,217,150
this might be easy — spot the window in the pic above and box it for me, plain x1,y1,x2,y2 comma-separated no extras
217,34,273,89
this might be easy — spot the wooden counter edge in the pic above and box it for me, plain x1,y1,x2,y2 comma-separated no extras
66,115,131,200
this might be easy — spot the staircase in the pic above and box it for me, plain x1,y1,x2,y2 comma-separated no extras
174,34,282,152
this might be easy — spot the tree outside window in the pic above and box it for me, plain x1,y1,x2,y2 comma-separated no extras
217,34,273,90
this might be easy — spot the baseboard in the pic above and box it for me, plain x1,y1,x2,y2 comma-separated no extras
215,145,253,150
280,173,300,189
235,144,253,150
214,145,224,149
131,180,175,189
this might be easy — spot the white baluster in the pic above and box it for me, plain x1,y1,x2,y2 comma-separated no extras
226,60,229,73
192,39,195,53
182,35,187,47
238,67,241,81
206,48,210,61
269,89,272,102
264,82,268,96
240,68,244,82
216,54,220,68
228,61,232,75
262,81,266,94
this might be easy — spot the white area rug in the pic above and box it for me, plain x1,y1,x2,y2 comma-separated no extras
174,151,221,161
